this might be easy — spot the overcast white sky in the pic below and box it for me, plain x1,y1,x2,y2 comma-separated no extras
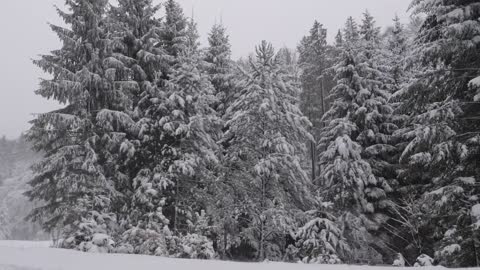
0,0,410,139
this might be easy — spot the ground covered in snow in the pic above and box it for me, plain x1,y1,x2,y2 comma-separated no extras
0,241,456,270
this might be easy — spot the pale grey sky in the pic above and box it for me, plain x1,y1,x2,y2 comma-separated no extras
0,0,410,139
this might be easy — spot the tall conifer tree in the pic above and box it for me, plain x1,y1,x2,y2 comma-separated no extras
298,21,331,181
317,14,396,262
27,0,122,249
395,0,480,266
224,41,313,260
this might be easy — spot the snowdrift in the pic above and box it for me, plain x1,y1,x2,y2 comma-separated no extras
0,241,453,270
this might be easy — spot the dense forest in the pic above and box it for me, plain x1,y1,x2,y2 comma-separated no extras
0,136,46,240
22,0,480,267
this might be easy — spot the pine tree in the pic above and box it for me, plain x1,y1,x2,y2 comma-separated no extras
224,41,313,260
26,0,127,250
395,0,480,266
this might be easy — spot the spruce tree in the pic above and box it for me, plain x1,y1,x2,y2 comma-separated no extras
186,17,200,52
160,0,188,58
204,22,238,258
108,0,174,255
224,41,313,260
297,21,331,181
395,0,480,266
386,15,409,91
295,209,349,264
205,23,234,114
317,14,396,263
343,16,360,44
26,0,121,250
155,8,219,234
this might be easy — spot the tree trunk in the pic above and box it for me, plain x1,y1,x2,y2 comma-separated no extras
310,140,316,181
308,111,316,181
316,77,326,179
173,181,179,233
223,224,228,259
259,219,265,261
471,214,480,267
258,177,266,261
320,77,326,117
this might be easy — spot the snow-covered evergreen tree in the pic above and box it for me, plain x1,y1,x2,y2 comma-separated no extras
317,14,396,262
155,12,219,235
107,0,175,254
319,14,394,219
297,21,332,181
386,15,409,91
343,16,360,44
109,0,219,255
203,22,241,258
356,11,397,211
380,15,422,263
160,53,219,233
186,17,200,53
394,0,480,266
159,0,188,58
205,23,235,115
27,0,122,251
294,208,350,264
223,41,313,260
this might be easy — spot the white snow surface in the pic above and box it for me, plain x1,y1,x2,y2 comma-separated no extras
0,241,52,248
472,204,480,218
0,241,450,270
470,76,480,88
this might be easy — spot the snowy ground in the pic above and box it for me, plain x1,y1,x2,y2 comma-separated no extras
0,241,453,270
0,241,52,249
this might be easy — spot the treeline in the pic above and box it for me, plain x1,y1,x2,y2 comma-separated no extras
0,135,37,181
27,0,480,267
0,135,45,241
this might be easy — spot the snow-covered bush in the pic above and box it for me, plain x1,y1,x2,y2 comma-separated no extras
175,233,215,259
116,224,170,256
414,254,434,267
61,211,115,253
294,210,349,264
188,210,214,237
77,233,115,253
283,244,301,263
172,210,215,259
392,253,406,267
472,204,480,229
433,225,472,267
